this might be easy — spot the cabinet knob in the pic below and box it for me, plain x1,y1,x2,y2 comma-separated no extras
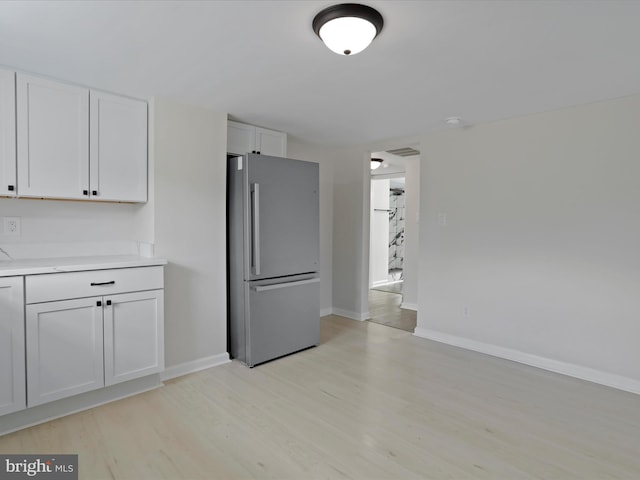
97,300,102,307
257,151,261,155
92,190,98,196
83,190,89,196
106,300,112,306
8,185,14,191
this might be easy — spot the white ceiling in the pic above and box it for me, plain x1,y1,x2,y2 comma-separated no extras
1,1,639,148
371,151,409,177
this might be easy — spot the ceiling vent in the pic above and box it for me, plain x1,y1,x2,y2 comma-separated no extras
385,147,420,157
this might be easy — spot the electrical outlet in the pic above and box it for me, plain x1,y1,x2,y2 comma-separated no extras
3,217,21,236
463,306,470,318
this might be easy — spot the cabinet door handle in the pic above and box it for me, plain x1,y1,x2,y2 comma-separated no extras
97,300,102,307
92,190,98,196
8,185,14,191
83,190,89,196
90,281,115,286
106,300,112,306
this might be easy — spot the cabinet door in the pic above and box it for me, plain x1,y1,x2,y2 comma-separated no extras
255,127,287,157
104,290,164,386
26,297,103,406
0,277,25,416
227,121,255,155
16,74,89,200
90,91,148,202
0,69,17,197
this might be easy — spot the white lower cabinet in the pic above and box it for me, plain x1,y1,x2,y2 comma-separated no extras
24,266,164,407
0,277,26,416
26,297,104,407
104,290,164,386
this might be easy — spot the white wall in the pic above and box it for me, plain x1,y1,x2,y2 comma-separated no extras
287,138,334,316
330,147,370,320
369,178,390,287
153,97,228,371
0,194,148,257
402,156,420,310
330,144,422,320
415,94,640,393
0,200,139,243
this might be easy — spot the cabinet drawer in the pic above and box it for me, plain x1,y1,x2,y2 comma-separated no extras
26,266,163,304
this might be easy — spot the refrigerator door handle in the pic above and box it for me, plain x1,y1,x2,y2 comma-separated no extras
251,183,261,275
251,278,320,292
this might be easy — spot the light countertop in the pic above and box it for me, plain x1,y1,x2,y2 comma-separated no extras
0,255,168,277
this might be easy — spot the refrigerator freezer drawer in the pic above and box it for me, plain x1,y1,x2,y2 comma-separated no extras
246,277,320,367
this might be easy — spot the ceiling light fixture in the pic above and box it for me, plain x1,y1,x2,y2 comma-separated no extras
313,3,384,56
371,158,383,170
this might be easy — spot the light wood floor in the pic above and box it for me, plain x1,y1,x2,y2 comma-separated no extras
368,288,417,332
2,315,640,479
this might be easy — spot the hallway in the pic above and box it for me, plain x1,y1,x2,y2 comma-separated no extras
368,287,416,333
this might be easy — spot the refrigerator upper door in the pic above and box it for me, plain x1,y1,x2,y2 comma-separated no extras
244,154,319,280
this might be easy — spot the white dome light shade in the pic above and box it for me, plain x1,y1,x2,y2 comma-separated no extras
313,4,384,56
319,16,377,56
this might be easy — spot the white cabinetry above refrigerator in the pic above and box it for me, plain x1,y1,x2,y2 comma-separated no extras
227,121,287,157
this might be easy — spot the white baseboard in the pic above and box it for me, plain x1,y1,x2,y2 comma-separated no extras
331,308,368,321
401,302,417,311
161,353,231,381
320,307,333,317
414,327,640,396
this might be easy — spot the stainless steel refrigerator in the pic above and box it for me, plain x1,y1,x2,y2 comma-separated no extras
227,153,320,367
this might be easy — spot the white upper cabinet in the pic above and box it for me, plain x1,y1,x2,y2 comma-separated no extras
90,91,148,202
0,69,16,197
13,72,148,202
255,126,287,157
17,74,89,200
227,121,287,157
227,121,255,156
